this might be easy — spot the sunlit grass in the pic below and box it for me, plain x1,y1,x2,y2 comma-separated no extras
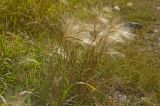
0,0,160,105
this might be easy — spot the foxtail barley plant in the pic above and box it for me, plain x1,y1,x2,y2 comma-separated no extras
57,7,134,59
63,9,133,74
52,7,135,105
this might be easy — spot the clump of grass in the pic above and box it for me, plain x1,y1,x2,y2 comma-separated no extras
43,7,135,105
0,0,160,106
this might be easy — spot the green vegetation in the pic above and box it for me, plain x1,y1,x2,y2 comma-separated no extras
0,0,160,105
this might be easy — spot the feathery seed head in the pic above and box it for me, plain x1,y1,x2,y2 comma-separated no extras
59,7,134,57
